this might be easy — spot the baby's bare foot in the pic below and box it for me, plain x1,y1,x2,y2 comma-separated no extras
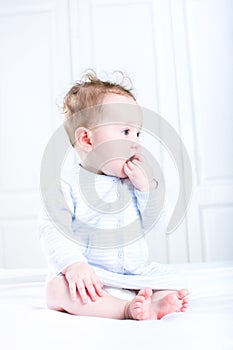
154,289,189,320
127,288,155,320
125,288,189,321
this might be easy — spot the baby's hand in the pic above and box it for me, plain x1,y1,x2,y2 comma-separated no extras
62,262,103,304
123,154,155,192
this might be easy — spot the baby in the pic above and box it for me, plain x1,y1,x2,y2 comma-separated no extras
39,72,189,320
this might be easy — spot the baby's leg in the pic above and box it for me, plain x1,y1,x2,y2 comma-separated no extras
46,275,129,319
127,288,189,320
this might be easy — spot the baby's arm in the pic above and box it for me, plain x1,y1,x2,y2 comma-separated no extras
38,180,103,304
39,214,103,303
124,154,169,233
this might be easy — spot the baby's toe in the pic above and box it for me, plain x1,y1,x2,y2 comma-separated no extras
138,288,152,298
136,295,145,303
134,301,143,308
181,306,188,312
177,289,189,299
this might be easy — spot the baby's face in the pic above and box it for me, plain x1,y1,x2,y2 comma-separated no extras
84,94,142,178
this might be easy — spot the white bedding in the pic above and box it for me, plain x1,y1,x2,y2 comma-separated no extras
1,262,233,350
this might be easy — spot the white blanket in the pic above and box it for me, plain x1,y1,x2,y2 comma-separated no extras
1,262,233,350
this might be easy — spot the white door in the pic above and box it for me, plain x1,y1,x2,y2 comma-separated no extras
0,0,72,268
70,0,233,263
182,0,233,262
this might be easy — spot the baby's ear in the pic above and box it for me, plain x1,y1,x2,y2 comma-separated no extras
75,127,93,152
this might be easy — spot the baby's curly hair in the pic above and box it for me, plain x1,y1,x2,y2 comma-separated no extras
63,70,136,146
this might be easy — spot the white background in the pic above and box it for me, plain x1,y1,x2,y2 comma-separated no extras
0,0,232,268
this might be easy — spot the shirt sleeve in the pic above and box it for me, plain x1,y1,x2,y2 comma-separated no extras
134,182,170,235
38,179,87,276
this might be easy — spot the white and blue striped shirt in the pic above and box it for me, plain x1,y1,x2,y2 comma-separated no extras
38,164,183,289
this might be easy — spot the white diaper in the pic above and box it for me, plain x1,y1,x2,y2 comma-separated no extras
103,286,137,301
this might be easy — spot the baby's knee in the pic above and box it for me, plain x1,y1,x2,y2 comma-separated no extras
46,275,66,311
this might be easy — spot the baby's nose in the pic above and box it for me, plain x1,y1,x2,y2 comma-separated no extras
130,141,140,150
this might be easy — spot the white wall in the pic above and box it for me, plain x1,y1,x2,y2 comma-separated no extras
0,0,232,268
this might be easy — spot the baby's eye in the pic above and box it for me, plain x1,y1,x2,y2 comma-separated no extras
137,131,141,138
122,129,130,135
